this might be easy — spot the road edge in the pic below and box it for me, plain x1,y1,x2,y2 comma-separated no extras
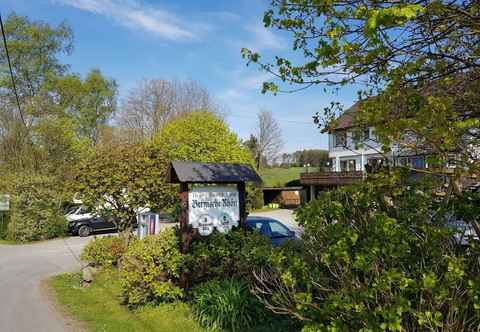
40,276,87,332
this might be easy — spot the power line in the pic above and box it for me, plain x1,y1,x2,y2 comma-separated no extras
0,12,26,127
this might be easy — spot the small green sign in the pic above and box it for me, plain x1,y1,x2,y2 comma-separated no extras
0,195,10,211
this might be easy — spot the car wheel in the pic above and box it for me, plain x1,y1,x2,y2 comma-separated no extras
78,225,92,237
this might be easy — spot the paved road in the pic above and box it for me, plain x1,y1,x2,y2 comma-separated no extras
250,209,303,236
0,236,91,332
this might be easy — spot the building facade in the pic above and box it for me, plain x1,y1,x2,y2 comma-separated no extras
300,102,443,201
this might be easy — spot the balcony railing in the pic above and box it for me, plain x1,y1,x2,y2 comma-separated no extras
300,170,364,186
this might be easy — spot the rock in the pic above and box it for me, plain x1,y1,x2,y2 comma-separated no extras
81,266,94,287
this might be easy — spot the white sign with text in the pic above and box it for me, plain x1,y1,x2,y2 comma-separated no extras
0,194,10,212
188,186,239,236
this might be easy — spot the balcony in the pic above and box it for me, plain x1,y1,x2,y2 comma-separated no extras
300,171,364,186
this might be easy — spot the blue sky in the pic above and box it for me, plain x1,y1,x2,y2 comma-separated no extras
4,0,360,152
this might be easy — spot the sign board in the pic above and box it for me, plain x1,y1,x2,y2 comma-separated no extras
0,195,9,212
188,186,239,236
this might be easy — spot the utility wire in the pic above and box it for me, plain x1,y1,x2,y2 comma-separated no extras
0,12,27,127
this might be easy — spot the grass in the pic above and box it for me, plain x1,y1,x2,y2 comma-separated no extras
49,269,206,332
0,239,16,245
260,167,305,187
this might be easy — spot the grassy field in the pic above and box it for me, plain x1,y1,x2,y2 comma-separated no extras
49,269,205,332
260,167,304,187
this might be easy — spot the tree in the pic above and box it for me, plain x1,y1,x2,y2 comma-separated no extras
74,143,177,240
118,79,219,142
242,1,479,92
152,110,252,165
0,13,73,170
45,69,117,146
247,110,283,169
0,13,73,127
242,1,480,176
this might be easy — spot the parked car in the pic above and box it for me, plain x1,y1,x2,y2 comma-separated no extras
246,216,296,246
68,216,118,237
446,214,479,246
65,205,95,222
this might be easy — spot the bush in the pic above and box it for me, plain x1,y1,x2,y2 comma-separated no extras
184,229,273,286
0,212,10,239
120,229,183,307
246,185,264,212
190,278,266,332
253,175,480,331
80,236,126,267
6,175,68,242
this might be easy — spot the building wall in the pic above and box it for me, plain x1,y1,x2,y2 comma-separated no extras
328,127,388,171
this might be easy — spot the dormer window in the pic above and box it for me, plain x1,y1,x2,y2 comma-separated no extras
334,131,347,147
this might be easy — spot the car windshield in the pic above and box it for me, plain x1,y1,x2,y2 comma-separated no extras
269,221,291,238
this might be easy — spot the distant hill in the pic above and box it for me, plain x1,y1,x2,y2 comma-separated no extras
260,167,304,187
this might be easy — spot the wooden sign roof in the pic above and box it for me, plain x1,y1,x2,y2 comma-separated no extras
167,161,262,184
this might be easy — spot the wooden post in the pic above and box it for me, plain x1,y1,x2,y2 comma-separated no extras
179,183,191,254
238,182,247,230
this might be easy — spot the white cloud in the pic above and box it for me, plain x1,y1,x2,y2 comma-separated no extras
218,69,273,102
54,0,196,40
244,23,285,51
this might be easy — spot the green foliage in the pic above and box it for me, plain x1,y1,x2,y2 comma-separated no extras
49,69,118,145
120,229,183,307
80,236,126,267
243,1,480,174
0,212,10,239
190,279,266,332
185,229,272,286
50,269,206,332
153,111,253,165
74,143,177,233
246,185,264,211
5,174,68,242
253,175,480,331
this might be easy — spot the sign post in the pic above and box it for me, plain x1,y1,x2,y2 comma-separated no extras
167,161,262,287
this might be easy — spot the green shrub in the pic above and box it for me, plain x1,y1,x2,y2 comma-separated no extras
0,212,10,239
246,185,264,212
190,278,265,332
120,229,183,307
80,236,126,267
185,229,272,286
253,175,480,331
6,175,68,242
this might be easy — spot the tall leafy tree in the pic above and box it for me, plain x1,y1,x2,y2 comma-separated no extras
242,1,480,175
0,13,72,128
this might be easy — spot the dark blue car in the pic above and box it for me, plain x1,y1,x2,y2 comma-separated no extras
246,216,296,246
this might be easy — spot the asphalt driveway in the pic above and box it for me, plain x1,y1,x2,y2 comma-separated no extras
0,236,91,332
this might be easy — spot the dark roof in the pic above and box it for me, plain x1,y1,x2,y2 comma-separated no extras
167,161,262,184
322,101,363,133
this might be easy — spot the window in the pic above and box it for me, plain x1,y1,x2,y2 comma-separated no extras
334,131,347,147
269,221,291,238
410,157,425,169
363,129,370,140
348,159,356,171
